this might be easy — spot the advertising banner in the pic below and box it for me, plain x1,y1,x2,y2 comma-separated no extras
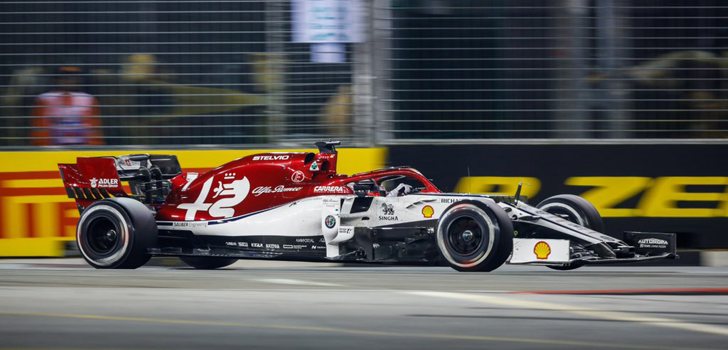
388,144,728,249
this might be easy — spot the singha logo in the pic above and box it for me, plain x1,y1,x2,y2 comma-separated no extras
381,203,395,216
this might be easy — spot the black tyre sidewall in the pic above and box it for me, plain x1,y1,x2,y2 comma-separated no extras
77,198,156,269
536,194,605,233
437,201,513,272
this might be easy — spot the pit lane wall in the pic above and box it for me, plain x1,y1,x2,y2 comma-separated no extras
0,148,386,257
388,143,728,249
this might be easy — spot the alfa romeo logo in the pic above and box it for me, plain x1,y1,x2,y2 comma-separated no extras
324,215,337,229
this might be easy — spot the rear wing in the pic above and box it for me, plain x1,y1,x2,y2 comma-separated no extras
58,154,181,211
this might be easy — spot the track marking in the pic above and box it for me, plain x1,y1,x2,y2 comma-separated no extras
256,278,343,287
514,287,728,295
405,291,728,337
0,311,705,350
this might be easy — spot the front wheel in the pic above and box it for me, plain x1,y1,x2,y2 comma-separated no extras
180,256,238,269
537,194,604,271
436,201,513,272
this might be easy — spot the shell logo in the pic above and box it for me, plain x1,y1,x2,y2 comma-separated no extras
533,241,551,260
422,205,434,218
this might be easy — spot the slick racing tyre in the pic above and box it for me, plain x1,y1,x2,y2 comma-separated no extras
179,256,238,269
537,194,604,233
436,201,514,272
537,194,604,271
76,198,157,269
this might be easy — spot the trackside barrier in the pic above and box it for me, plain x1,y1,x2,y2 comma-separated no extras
0,148,386,257
388,143,728,249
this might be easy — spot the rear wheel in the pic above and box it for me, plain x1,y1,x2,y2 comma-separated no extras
76,198,156,269
537,194,604,271
180,256,238,269
436,201,513,272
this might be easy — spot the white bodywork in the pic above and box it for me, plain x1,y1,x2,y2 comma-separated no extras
158,192,616,262
158,194,499,259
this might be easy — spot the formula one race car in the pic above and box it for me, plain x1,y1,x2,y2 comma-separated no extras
58,141,677,271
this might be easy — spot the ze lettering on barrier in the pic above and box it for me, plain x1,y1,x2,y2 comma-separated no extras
454,177,541,199
456,176,728,218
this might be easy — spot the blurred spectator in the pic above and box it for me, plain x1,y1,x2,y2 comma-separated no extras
322,85,352,137
628,51,728,137
30,66,104,146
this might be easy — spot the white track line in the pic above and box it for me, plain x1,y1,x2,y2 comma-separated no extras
257,278,343,287
405,291,728,337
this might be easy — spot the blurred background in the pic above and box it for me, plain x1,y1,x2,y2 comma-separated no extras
2,0,727,147
1,0,727,255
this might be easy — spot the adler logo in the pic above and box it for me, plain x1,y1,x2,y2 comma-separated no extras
89,177,119,188
253,155,290,161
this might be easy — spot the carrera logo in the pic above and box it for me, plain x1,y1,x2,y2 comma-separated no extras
89,177,119,188
314,186,349,194
252,155,290,161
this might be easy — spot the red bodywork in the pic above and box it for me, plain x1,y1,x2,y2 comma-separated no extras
59,150,441,221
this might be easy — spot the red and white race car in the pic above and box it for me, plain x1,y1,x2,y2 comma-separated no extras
58,141,676,271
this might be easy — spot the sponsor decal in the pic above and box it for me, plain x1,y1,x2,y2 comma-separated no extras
252,185,303,196
251,242,264,248
381,203,395,216
324,215,337,229
282,244,308,250
311,245,326,250
225,241,237,246
182,172,198,191
291,170,306,183
637,238,669,248
422,205,434,218
379,203,399,221
178,176,250,220
338,226,354,236
252,155,290,161
296,238,315,243
172,221,208,228
238,242,249,248
89,177,119,188
314,186,349,194
533,241,551,260
309,161,319,171
440,198,458,204
265,243,280,249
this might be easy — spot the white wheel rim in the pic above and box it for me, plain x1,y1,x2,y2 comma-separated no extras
77,204,130,267
436,204,496,268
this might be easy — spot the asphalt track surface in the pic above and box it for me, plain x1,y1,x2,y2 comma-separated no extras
0,258,727,350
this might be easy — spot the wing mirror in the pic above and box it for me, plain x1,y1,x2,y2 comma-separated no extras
353,179,378,197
